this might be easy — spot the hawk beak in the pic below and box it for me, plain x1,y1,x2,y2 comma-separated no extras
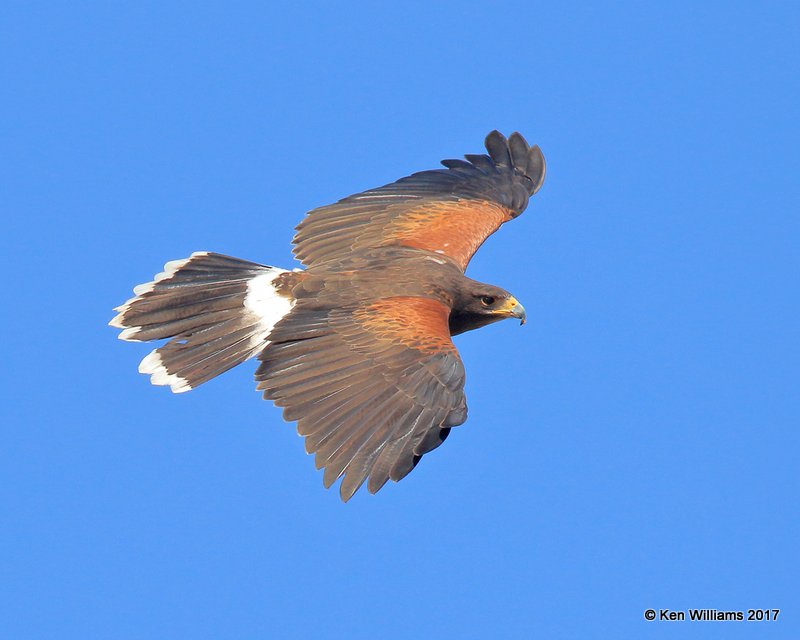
498,296,527,325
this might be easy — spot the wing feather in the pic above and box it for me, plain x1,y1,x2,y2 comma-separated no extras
255,297,467,501
292,131,545,271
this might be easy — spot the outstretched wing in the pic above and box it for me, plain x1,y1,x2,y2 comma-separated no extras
255,296,467,501
293,130,546,271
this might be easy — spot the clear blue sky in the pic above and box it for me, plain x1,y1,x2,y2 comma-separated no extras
2,2,798,638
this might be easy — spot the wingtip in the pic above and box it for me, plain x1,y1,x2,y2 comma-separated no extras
484,130,511,167
484,129,506,145
486,130,545,195
528,144,546,194
508,131,530,147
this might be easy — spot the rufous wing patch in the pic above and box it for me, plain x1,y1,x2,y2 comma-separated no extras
382,199,513,270
355,297,455,354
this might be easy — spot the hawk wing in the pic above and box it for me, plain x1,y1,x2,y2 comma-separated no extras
292,130,545,271
255,296,466,501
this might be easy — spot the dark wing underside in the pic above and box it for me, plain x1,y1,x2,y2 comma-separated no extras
255,296,467,501
293,131,545,271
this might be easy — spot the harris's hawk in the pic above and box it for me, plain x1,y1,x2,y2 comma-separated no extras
110,131,546,500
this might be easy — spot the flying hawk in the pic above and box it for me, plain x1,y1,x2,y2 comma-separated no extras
110,130,546,500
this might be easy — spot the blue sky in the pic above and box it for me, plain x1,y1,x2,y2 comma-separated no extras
2,2,798,638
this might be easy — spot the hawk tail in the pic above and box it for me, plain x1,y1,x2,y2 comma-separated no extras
109,252,295,393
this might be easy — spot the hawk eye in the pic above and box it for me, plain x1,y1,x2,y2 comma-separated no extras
480,296,496,306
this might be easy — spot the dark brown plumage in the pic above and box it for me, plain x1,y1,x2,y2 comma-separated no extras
110,131,546,500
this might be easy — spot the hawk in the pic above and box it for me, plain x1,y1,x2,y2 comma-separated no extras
110,130,546,500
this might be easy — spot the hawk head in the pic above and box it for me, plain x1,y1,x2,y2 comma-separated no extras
448,281,526,336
